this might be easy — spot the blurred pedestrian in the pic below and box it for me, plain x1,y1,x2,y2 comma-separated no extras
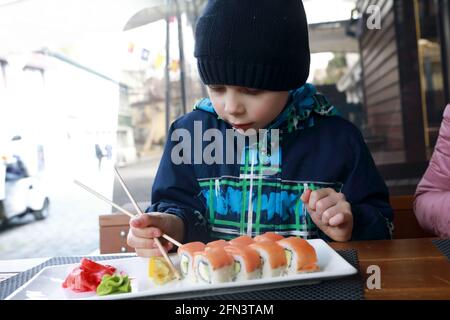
105,144,112,161
95,144,104,170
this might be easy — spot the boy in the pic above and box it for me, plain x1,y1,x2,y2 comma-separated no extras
128,0,393,257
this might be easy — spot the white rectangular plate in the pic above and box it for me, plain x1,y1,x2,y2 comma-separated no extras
6,239,357,300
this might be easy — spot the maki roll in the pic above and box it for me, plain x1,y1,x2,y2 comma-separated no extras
193,247,234,284
229,235,255,246
224,245,261,281
277,237,320,273
205,239,229,250
249,241,287,277
254,232,284,243
177,242,206,281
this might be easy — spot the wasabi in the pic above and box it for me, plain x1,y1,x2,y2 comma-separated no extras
96,274,131,296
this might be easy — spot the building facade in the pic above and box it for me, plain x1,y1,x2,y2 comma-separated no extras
355,0,450,195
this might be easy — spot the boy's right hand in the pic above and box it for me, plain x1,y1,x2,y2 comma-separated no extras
127,212,185,257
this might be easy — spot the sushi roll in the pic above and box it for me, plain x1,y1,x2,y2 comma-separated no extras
277,237,320,273
224,245,261,281
254,231,284,243
205,239,229,250
177,242,206,281
249,241,287,277
229,235,255,246
193,247,234,284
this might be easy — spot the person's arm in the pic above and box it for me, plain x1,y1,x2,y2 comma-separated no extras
147,121,210,244
414,105,450,238
342,128,394,241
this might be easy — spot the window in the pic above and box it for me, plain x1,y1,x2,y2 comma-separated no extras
416,0,447,156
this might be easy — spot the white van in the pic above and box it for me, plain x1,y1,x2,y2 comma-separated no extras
0,137,50,225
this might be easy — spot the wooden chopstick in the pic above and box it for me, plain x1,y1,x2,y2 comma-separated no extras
74,178,182,280
112,167,182,280
73,180,135,217
160,233,182,248
113,167,143,218
74,179,182,247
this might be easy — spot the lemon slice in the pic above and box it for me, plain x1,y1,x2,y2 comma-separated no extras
148,256,175,285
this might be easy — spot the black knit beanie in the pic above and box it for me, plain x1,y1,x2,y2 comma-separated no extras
194,0,310,91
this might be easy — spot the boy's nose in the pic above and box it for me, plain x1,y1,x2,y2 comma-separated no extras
224,94,245,116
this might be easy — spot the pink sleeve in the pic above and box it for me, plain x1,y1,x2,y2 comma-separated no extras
414,104,450,238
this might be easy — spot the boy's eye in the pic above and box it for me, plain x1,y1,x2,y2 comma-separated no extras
208,86,225,93
243,88,263,95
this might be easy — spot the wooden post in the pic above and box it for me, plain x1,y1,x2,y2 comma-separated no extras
165,0,172,139
191,0,208,98
394,0,427,162
175,0,187,115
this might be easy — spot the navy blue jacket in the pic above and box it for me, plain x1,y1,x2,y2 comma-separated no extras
147,87,393,243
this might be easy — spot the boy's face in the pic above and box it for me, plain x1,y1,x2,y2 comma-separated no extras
207,85,289,133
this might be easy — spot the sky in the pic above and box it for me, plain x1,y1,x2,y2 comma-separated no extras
0,0,358,83
303,0,357,82
304,0,356,23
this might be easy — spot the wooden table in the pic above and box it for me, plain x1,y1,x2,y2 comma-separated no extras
330,238,450,300
1,239,449,300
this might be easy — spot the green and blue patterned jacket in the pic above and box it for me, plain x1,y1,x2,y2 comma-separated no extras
147,84,393,242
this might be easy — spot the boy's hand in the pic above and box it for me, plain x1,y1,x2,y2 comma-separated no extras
127,212,185,257
301,188,353,242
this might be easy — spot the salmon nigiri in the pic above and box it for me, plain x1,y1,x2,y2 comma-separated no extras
177,242,206,281
254,232,284,243
229,235,255,247
249,241,287,277
277,237,319,273
193,247,234,284
224,245,261,281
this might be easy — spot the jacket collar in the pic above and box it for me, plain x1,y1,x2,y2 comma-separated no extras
193,83,339,132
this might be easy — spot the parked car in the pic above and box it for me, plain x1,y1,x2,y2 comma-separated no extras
0,137,50,225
